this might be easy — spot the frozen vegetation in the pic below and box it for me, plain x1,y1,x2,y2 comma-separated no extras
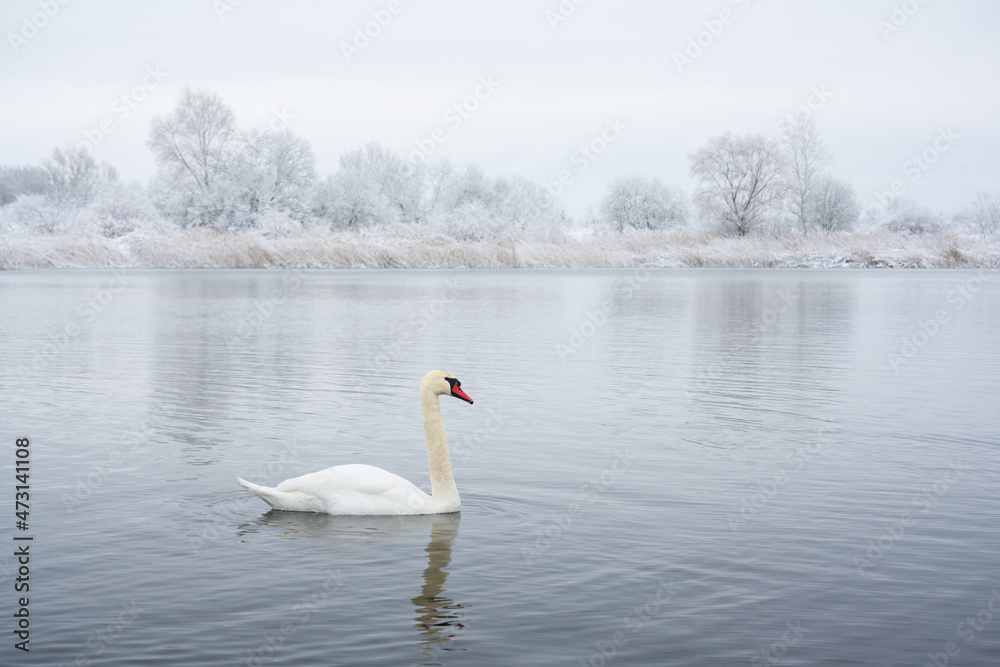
2,87,998,269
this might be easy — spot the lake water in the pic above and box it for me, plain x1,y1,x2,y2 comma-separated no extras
1,268,999,667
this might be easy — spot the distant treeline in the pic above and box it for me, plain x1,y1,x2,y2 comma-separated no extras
1,87,998,242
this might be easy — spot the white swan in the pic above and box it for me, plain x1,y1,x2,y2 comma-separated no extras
236,370,473,515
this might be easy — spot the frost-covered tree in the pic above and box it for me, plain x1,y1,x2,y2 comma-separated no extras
425,163,559,240
1,148,118,233
810,175,859,232
0,165,50,205
148,87,235,191
955,192,1000,239
42,147,118,208
0,194,66,233
317,142,422,228
226,129,316,227
482,172,557,237
433,163,494,235
864,197,944,235
690,133,786,236
493,174,555,228
423,159,456,217
147,87,236,227
599,175,687,232
79,181,172,238
447,163,492,209
780,115,830,233
147,88,318,232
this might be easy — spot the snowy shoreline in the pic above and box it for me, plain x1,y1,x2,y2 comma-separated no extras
2,228,998,269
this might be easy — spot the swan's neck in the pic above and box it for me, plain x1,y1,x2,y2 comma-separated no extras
421,388,459,504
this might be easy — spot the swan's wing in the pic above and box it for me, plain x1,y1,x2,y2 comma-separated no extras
276,464,413,495
276,464,429,514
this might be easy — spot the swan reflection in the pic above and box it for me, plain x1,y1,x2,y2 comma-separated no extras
236,510,433,545
236,511,466,664
410,513,465,664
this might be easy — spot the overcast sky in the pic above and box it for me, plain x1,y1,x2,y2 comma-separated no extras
2,0,998,218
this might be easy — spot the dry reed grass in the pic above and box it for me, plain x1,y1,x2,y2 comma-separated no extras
2,227,998,269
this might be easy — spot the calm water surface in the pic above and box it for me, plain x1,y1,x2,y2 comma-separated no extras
1,269,999,666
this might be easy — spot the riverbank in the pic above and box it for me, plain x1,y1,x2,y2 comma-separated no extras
2,227,998,269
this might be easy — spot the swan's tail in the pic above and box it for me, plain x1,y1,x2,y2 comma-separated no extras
236,476,325,512
236,476,285,508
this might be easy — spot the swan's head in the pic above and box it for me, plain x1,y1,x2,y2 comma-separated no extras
423,370,474,404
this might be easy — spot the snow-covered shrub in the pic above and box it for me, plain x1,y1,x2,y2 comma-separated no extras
80,182,173,237
865,198,944,235
0,181,171,238
427,166,560,240
253,208,302,237
225,128,316,228
599,175,687,232
491,173,559,234
431,197,494,240
148,170,230,229
315,142,421,229
954,192,1000,239
0,193,73,233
